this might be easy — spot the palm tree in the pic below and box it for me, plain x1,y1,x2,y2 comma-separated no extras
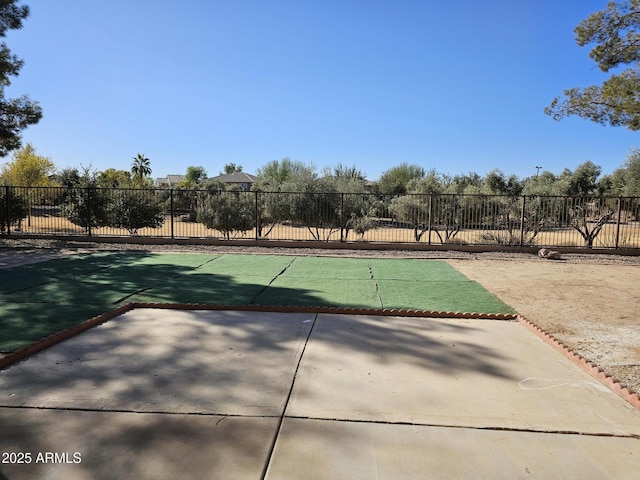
131,153,151,186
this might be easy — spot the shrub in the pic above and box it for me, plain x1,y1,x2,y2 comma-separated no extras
198,186,255,239
108,189,164,235
0,188,28,232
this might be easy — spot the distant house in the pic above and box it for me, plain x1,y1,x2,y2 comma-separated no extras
209,172,257,191
155,174,185,188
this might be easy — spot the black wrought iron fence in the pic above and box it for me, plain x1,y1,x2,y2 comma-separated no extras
2,185,639,249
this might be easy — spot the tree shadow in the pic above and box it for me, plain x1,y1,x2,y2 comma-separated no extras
0,253,519,479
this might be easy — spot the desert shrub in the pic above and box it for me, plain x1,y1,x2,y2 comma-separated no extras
108,189,164,235
479,230,538,246
198,185,255,239
0,188,28,232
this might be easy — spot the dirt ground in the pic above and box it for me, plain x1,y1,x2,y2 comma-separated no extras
1,237,639,395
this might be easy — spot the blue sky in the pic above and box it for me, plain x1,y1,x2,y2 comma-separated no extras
4,0,639,181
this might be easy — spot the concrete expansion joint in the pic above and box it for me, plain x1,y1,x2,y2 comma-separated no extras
516,315,640,411
281,414,640,439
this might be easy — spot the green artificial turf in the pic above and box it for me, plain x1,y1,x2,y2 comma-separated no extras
376,280,516,313
280,256,374,280
257,277,381,308
0,252,515,352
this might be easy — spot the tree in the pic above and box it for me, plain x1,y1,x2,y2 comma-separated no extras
567,161,602,196
320,169,375,240
221,162,242,174
389,194,430,242
376,163,425,195
97,168,131,188
131,153,151,186
253,159,317,238
109,189,164,235
198,184,254,239
0,1,41,156
59,167,110,231
0,185,27,232
482,169,523,196
545,1,640,129
184,165,207,186
614,148,640,195
255,158,314,190
0,143,55,186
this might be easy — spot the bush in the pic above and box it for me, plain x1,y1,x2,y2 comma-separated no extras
198,187,255,239
60,187,110,231
108,189,164,235
0,188,28,233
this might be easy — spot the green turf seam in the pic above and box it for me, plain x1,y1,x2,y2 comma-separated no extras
367,263,383,309
249,256,298,305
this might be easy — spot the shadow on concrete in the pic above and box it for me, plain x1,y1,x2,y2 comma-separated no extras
0,253,518,479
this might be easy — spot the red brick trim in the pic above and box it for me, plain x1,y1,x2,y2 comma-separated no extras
517,315,640,411
0,304,135,370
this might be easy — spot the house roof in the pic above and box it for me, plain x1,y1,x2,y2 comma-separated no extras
155,174,185,187
210,172,257,183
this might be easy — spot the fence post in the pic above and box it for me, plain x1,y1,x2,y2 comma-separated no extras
170,188,175,239
255,190,259,241
427,194,433,245
615,196,622,249
519,195,526,247
340,193,344,242
4,185,10,235
86,187,92,237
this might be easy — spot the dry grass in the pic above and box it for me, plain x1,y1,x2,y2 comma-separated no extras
11,214,640,248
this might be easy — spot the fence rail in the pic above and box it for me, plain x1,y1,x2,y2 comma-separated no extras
2,185,639,249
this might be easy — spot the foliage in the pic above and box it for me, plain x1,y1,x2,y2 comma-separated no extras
608,148,640,196
254,158,314,189
377,163,425,195
389,194,430,241
96,168,131,188
545,1,640,129
482,169,523,196
287,178,340,241
0,186,27,232
197,184,254,239
108,189,164,235
0,144,55,186
221,162,242,174
0,1,42,156
59,167,110,231
184,165,207,186
131,153,151,186
568,198,616,248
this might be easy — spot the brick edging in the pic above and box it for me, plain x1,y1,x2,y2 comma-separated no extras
517,315,640,411
130,302,519,320
5,304,636,412
0,304,516,370
0,304,135,370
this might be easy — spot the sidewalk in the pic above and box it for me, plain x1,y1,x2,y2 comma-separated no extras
1,309,639,479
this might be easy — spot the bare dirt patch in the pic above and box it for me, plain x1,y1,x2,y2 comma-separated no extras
449,258,640,395
2,237,640,394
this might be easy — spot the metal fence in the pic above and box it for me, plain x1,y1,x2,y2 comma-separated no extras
2,185,639,249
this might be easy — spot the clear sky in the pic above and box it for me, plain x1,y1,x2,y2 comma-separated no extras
4,0,639,181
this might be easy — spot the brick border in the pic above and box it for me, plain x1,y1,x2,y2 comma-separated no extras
517,315,640,411
129,302,519,320
0,304,135,370
0,304,517,370
2,304,637,412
